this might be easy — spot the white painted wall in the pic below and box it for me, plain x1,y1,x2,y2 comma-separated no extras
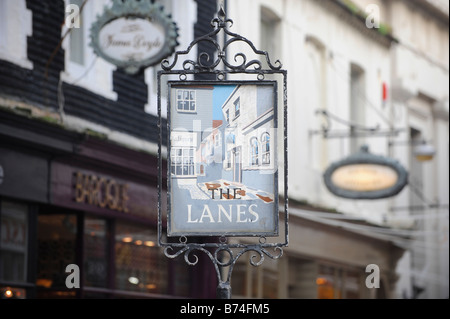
61,0,117,100
0,0,33,69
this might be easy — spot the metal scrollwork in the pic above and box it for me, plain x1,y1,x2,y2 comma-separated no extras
163,244,284,290
161,7,282,74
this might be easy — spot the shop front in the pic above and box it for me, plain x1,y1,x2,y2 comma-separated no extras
0,110,216,299
229,207,406,299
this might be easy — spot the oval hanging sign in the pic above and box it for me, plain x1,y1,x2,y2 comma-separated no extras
90,0,179,74
323,145,408,199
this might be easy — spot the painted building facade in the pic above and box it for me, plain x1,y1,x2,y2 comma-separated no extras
168,84,278,236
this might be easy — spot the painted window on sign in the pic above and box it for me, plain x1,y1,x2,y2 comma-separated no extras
171,147,195,176
250,137,259,166
177,90,196,112
234,97,240,119
226,151,232,169
261,132,270,165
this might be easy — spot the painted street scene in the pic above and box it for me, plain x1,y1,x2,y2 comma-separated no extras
169,84,278,235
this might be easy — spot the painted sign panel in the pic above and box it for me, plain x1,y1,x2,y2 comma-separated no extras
167,82,279,236
323,145,408,200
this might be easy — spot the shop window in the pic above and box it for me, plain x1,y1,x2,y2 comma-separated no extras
345,270,361,299
317,265,340,299
172,258,192,297
115,222,168,295
0,201,28,284
288,258,318,299
0,201,30,299
231,258,279,299
36,214,78,299
316,264,363,299
84,217,108,288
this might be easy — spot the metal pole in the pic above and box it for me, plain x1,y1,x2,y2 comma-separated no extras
217,281,231,299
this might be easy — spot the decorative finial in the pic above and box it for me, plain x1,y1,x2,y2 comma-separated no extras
218,5,226,22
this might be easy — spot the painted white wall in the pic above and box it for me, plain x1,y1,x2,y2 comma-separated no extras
0,0,33,69
61,0,117,100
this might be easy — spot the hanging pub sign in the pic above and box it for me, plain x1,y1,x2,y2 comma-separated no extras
323,145,408,200
166,82,279,237
157,6,288,299
90,0,179,74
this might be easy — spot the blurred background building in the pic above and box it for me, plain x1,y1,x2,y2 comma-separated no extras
0,0,448,299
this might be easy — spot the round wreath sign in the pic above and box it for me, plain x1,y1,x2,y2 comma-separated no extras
90,0,179,74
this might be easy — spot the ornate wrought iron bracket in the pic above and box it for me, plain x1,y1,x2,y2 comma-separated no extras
163,239,284,299
160,6,283,78
157,6,288,299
